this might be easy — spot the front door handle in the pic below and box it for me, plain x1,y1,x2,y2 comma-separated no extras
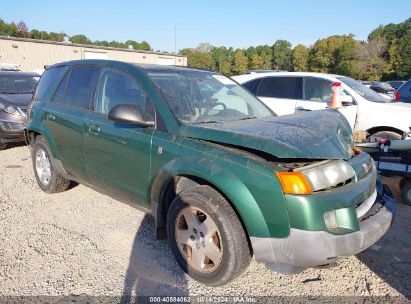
295,106,312,111
88,124,101,135
46,113,56,121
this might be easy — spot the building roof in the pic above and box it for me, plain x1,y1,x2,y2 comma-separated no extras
0,36,185,58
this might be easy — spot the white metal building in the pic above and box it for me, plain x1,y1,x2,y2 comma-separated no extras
0,36,187,72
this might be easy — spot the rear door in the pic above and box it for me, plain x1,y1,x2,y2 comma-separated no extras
42,65,99,180
255,76,302,116
83,67,154,208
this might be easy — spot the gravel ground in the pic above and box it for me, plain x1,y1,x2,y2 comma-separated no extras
0,145,410,302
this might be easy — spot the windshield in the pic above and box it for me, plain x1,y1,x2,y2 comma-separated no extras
338,77,387,103
0,75,39,94
146,69,274,124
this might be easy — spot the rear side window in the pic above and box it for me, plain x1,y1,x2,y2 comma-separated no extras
63,66,99,109
303,77,333,102
242,79,261,94
33,66,68,101
257,77,302,99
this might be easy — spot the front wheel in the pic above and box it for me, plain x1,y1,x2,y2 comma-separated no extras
32,136,71,193
166,185,251,286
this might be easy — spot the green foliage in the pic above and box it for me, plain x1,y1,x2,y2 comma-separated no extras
272,40,292,70
233,50,249,74
0,17,410,79
397,31,411,78
291,44,309,72
309,35,357,73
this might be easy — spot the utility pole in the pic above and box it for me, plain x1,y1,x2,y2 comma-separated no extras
174,25,177,66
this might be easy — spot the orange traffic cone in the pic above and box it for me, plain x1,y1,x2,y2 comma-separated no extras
329,82,342,109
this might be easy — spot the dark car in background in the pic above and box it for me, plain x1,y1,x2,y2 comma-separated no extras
387,80,406,90
0,72,39,150
369,81,395,99
394,79,411,103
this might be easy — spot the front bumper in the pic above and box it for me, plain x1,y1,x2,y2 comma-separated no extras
0,112,27,144
250,190,394,273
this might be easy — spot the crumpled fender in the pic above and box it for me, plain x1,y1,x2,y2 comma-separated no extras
150,156,278,238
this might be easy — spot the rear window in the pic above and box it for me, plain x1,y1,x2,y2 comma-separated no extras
33,66,68,101
56,66,99,110
257,77,301,99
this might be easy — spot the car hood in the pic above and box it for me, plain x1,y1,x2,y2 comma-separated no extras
179,110,354,159
0,93,32,107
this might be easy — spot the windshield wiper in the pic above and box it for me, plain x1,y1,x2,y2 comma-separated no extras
194,120,221,124
238,116,257,120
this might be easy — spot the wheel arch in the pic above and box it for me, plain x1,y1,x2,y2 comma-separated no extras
150,158,272,241
366,126,404,137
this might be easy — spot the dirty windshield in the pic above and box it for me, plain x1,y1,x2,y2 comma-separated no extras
146,69,274,124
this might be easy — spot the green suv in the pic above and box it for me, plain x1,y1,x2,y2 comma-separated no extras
27,60,394,286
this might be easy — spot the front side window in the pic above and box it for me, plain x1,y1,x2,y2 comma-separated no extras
338,77,386,103
63,66,99,109
146,69,274,124
95,68,147,115
303,77,333,102
257,77,302,99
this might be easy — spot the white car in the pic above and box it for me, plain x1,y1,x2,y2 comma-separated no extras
233,72,411,139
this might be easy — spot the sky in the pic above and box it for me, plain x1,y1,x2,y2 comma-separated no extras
1,0,410,52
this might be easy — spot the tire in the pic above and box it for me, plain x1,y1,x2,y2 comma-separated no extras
0,143,7,150
401,181,411,206
367,130,402,142
32,135,70,193
166,185,251,286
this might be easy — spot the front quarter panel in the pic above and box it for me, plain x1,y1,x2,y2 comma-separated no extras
150,133,290,238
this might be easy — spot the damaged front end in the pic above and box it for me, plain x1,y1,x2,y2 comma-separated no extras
251,152,396,273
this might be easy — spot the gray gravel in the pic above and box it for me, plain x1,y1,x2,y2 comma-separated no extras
0,145,410,300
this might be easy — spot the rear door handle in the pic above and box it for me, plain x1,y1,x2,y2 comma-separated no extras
46,113,56,121
88,124,101,135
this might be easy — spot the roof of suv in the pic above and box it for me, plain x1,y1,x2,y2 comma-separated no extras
46,59,215,74
232,71,346,83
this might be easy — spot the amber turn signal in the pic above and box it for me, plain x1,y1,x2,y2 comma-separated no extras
275,172,313,195
352,146,362,156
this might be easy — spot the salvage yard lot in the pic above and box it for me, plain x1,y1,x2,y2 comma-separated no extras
0,145,410,300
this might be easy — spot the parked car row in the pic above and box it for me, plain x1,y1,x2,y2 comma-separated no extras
0,71,40,150
21,60,396,286
233,72,411,141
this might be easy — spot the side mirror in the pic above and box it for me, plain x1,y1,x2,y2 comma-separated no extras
341,94,354,106
108,104,155,127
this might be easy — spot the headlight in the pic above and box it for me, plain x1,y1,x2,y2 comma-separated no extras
0,102,24,116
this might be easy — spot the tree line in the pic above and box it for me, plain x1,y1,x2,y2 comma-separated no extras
0,17,410,80
180,18,411,80
0,19,152,51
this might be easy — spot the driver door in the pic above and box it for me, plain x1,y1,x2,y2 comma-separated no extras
83,67,154,208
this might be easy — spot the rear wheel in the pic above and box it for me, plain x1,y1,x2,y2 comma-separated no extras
401,181,411,206
166,185,251,286
32,136,71,193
